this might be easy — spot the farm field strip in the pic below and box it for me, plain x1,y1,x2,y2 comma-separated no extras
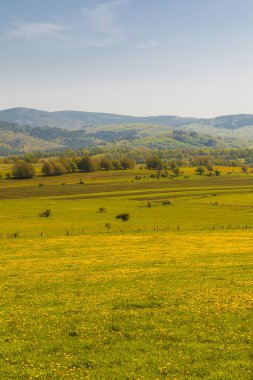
1,177,253,200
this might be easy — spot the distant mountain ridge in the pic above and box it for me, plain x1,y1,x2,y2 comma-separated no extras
1,107,253,130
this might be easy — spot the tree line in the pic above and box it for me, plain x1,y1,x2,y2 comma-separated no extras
3,146,253,167
9,156,135,179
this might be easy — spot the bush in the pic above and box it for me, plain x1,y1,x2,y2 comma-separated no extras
116,213,130,222
39,209,51,218
105,223,111,232
172,168,181,176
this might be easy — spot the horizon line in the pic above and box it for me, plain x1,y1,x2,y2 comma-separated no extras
1,106,253,120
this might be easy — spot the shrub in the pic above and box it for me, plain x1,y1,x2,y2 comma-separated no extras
105,223,111,232
39,209,51,217
116,213,130,221
172,168,181,176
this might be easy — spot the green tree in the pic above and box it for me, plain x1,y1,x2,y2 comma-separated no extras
241,164,248,173
112,160,122,170
42,161,54,176
78,156,97,172
145,156,163,170
195,166,206,175
51,160,67,175
12,160,35,179
100,158,113,171
172,167,181,176
120,158,135,169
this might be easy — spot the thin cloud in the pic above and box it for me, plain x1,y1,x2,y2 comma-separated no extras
5,22,70,40
1,1,127,48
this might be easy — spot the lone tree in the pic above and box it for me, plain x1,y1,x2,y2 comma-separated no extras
145,156,163,170
241,164,248,173
195,166,206,175
12,160,35,179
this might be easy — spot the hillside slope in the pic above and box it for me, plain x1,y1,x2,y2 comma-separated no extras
0,121,236,155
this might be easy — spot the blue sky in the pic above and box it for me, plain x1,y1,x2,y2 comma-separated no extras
1,0,253,116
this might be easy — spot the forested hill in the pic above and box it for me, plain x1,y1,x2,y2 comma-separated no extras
1,107,253,130
0,120,237,155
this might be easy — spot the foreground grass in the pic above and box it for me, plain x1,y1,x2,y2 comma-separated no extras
0,231,252,379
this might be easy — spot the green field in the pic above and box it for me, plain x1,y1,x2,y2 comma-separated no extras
0,168,252,379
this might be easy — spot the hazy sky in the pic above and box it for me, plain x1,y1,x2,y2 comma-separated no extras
1,0,253,117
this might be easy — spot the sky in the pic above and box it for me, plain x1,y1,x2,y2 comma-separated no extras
1,0,253,117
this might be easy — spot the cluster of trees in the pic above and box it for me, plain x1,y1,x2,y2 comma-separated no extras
195,166,220,176
42,159,77,176
41,156,135,176
7,155,135,179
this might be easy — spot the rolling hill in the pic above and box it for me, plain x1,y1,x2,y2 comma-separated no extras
2,107,253,130
1,108,253,155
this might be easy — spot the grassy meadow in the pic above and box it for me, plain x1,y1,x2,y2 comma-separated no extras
0,167,252,379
